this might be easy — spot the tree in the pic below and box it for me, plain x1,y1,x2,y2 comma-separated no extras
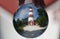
17,19,23,26
36,8,48,27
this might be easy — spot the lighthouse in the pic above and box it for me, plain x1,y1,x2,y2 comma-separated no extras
23,7,46,31
28,7,34,25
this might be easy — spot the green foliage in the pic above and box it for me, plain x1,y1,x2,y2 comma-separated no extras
18,26,24,30
17,19,23,26
36,8,48,27
22,18,28,25
13,18,28,30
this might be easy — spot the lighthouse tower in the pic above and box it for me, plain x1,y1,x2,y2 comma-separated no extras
28,7,34,25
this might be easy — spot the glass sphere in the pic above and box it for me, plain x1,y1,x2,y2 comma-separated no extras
13,3,48,38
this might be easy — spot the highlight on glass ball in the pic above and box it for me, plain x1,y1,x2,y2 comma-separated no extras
13,1,48,38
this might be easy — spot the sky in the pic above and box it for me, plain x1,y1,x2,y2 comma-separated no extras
14,3,39,21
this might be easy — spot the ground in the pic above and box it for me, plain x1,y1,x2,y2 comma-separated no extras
23,25,46,31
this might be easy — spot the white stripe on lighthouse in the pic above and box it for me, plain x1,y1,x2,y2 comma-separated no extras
28,17,34,21
28,12,33,15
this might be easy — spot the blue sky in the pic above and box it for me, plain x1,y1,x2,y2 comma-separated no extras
14,3,39,21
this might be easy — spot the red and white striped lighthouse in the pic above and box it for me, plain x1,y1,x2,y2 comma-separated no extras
28,7,35,25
